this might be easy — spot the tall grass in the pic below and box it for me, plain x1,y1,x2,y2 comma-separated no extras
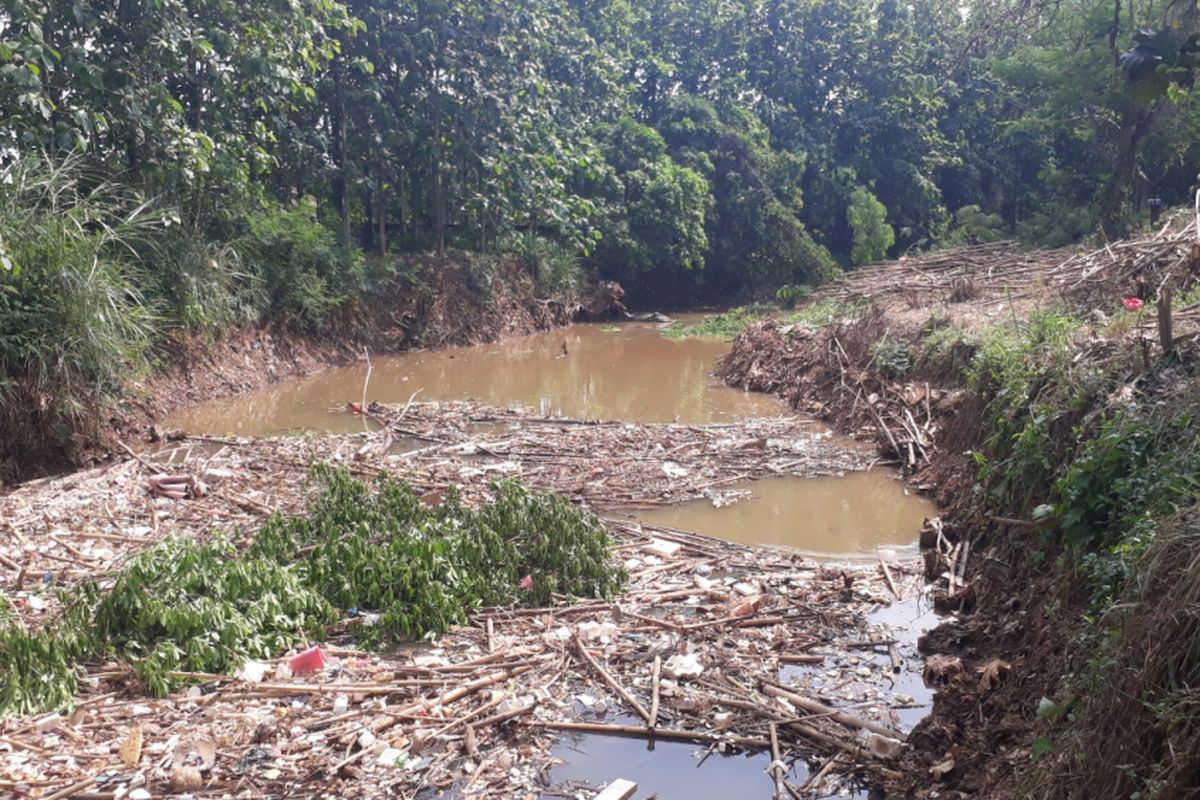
0,154,162,458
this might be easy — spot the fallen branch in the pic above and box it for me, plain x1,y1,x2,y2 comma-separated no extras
530,720,771,750
762,683,900,739
573,634,651,723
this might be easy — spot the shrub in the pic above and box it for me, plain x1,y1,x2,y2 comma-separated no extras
152,234,265,333
870,339,914,379
847,187,895,264
235,198,361,330
504,231,581,295
939,204,1007,248
776,284,812,309
0,154,159,453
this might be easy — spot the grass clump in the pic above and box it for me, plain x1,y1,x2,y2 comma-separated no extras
662,298,865,341
965,309,1082,513
661,304,774,340
0,154,161,454
0,467,625,716
785,298,866,329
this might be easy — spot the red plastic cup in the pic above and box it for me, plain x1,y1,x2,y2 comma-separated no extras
288,645,326,675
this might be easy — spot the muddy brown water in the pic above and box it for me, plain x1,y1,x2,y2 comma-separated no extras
635,472,936,556
164,318,784,436
165,319,936,558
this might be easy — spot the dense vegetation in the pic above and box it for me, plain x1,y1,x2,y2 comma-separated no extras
902,303,1200,796
1,0,1199,464
0,467,625,715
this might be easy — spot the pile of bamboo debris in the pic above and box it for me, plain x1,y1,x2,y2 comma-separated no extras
1047,219,1200,306
1,521,928,799
817,241,1075,304
816,219,1200,315
1,400,933,799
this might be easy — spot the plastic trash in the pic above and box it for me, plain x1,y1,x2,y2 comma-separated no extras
288,645,326,675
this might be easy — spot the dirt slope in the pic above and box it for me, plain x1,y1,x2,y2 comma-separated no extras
716,231,1200,798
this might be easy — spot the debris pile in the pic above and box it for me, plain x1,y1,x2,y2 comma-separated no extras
0,400,933,798
818,241,1074,305
716,311,950,477
1,520,928,798
1047,218,1200,308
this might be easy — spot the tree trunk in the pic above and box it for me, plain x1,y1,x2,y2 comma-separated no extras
330,55,352,245
376,170,387,257
1098,103,1162,239
433,107,446,257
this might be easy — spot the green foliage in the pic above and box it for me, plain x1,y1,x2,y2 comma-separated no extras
1120,28,1200,101
786,298,867,329
847,187,895,265
661,305,775,340
967,310,1080,511
252,466,626,641
594,116,712,279
869,339,914,379
153,235,265,334
776,284,812,309
939,205,1007,248
0,155,158,445
0,468,625,715
505,232,582,296
236,199,360,331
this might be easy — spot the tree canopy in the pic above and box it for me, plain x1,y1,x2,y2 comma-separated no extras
2,0,1199,306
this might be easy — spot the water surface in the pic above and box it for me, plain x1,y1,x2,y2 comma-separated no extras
636,473,937,556
165,319,783,436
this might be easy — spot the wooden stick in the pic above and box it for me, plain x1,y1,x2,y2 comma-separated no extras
371,665,532,734
360,347,372,411
799,754,842,792
955,537,973,587
769,722,787,800
429,692,511,739
783,720,899,776
778,654,824,664
573,635,651,723
44,776,99,800
762,684,900,739
469,700,536,729
1159,288,1174,355
878,553,902,601
116,440,158,473
648,655,662,730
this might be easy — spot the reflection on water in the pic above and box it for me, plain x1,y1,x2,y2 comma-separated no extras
636,473,936,555
548,732,808,799
164,319,784,436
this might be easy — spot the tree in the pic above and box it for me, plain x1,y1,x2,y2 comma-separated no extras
847,187,895,264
